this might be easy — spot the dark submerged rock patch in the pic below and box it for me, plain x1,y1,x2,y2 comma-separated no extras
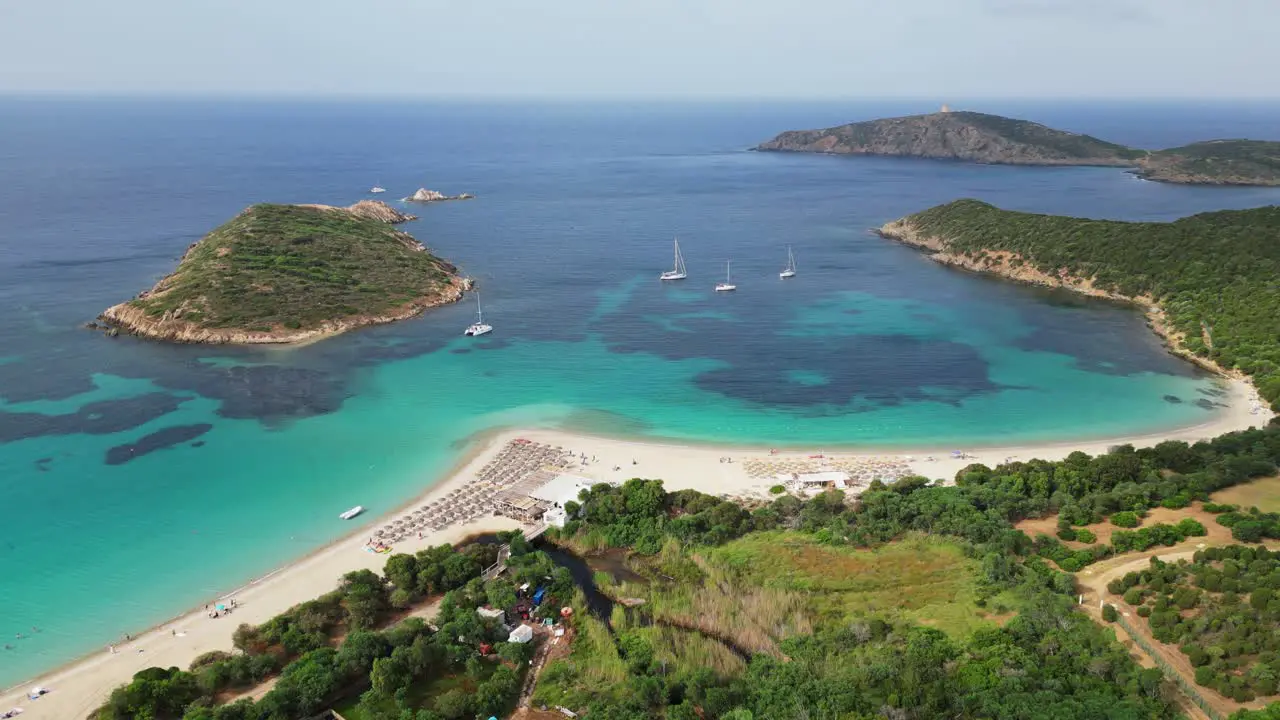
0,393,187,444
105,424,214,465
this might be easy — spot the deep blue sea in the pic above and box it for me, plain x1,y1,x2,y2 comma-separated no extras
2,97,1279,686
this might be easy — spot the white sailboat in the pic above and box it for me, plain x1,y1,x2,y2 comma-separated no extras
369,183,386,194
780,245,797,279
659,237,688,280
715,260,737,292
464,292,493,336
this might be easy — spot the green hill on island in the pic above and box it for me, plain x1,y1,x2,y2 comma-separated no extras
755,111,1143,166
1139,139,1280,185
757,110,1280,185
98,201,463,344
879,199,1280,408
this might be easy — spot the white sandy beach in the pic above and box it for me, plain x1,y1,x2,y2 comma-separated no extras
1,377,1271,719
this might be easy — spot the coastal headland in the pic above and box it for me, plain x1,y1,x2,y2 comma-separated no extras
2,386,1272,719
756,110,1140,167
877,200,1280,412
756,110,1280,185
96,201,464,345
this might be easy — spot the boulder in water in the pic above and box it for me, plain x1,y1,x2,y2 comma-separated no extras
403,188,475,203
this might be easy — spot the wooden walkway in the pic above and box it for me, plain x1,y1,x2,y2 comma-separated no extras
482,523,548,580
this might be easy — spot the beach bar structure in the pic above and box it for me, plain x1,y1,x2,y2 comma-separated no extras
543,506,569,528
782,470,850,490
495,471,604,524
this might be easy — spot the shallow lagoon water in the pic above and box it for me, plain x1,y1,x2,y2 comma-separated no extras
1,98,1279,685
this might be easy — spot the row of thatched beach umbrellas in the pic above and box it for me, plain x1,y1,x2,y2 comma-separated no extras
743,456,912,484
370,440,571,546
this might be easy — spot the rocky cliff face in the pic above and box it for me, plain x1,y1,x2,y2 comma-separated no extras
756,111,1138,167
343,200,418,223
297,200,417,224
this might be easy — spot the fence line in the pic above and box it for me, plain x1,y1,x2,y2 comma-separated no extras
1113,612,1221,720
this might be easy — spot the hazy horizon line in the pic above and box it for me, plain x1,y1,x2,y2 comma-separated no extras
4,91,1280,104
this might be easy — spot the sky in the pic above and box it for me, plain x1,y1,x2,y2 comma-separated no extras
1,0,1277,98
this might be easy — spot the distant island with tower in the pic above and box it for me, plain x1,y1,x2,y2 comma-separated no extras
756,105,1280,185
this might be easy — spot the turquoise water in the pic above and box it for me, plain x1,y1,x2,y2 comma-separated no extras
2,98,1280,685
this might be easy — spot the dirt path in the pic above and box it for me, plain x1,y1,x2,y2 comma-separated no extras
1075,543,1280,719
513,626,574,714
222,675,278,704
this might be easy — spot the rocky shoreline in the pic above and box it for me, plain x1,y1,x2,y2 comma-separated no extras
92,200,468,345
1131,167,1280,187
96,276,470,345
875,219,1240,381
403,188,475,203
299,199,419,223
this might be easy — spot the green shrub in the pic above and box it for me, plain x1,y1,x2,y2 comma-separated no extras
1176,518,1207,536
1057,527,1078,541
1102,604,1118,622
1075,528,1097,544
1110,511,1141,528
769,485,786,495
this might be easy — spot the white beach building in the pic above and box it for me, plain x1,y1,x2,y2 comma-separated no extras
543,506,569,528
779,470,850,490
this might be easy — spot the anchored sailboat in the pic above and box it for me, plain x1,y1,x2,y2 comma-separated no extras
715,260,737,292
659,237,688,280
780,245,796,279
369,182,387,194
464,292,492,336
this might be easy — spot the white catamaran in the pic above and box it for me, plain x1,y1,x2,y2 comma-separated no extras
464,292,493,336
780,245,797,278
715,260,737,292
659,237,688,280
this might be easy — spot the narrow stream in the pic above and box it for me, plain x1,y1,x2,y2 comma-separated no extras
540,545,616,625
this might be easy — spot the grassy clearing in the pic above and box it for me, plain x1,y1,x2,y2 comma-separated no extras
705,531,1013,638
1017,505,1236,549
1212,476,1280,513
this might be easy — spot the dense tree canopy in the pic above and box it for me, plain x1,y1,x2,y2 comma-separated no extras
1116,547,1280,704
901,199,1280,408
96,538,533,720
